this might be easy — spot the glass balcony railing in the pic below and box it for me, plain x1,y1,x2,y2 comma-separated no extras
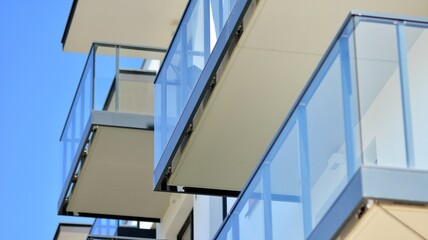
87,219,158,240
154,0,252,189
89,219,119,236
59,42,165,199
214,12,428,239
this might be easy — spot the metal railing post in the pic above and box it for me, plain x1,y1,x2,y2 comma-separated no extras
396,23,415,168
115,46,120,112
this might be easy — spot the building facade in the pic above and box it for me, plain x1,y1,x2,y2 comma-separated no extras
56,0,428,239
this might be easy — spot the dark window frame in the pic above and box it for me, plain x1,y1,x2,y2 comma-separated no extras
177,210,193,240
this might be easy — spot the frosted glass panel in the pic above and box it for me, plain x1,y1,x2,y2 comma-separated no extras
355,21,407,168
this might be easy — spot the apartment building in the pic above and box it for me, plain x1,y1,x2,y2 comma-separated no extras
56,0,428,239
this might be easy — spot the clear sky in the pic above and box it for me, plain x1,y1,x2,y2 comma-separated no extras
0,0,92,238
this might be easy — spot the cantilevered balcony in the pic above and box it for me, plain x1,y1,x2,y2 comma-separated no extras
153,0,428,195
53,219,161,240
62,0,188,53
87,219,162,240
154,0,259,195
214,12,428,240
59,43,170,221
54,223,92,240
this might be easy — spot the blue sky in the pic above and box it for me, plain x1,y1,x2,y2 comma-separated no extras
0,0,92,238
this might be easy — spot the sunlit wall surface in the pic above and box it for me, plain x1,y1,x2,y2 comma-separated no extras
154,0,238,175
215,13,428,239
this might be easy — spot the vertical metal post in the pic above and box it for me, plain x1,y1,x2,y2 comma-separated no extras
298,104,312,238
262,163,273,240
71,111,76,180
115,46,120,112
80,69,85,135
222,196,228,219
396,23,415,168
219,0,224,35
204,0,211,58
232,213,240,240
160,69,168,156
340,35,356,179
62,143,66,185
92,45,95,110
180,25,188,110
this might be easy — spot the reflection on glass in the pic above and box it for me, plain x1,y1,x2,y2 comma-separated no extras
216,220,233,240
236,174,265,239
355,20,407,168
61,48,93,185
216,14,428,239
90,219,118,236
94,46,116,111
96,46,156,115
154,0,239,170
405,25,428,169
217,119,304,239
268,119,303,239
119,220,138,228
304,47,349,227
61,44,163,184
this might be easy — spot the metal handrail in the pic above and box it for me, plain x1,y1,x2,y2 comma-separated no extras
87,235,165,240
212,10,428,239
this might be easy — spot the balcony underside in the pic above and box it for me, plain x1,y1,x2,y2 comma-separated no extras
62,0,188,53
311,167,428,239
162,0,428,194
341,202,428,239
54,223,91,240
67,125,169,220
61,112,170,221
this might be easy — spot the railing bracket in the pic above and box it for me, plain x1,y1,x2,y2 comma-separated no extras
72,174,78,183
166,166,173,177
186,123,194,136
209,76,217,90
235,24,243,40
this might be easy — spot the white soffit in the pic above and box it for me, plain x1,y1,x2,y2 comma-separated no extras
63,0,188,53
67,126,170,220
167,0,428,192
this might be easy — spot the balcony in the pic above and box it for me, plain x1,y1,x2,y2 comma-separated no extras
54,223,91,240
214,12,428,239
62,0,188,53
87,219,162,240
153,0,428,196
154,0,259,194
53,219,162,240
59,43,170,221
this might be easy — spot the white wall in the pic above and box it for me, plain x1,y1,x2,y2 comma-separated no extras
357,24,428,169
406,29,428,169
194,195,224,240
